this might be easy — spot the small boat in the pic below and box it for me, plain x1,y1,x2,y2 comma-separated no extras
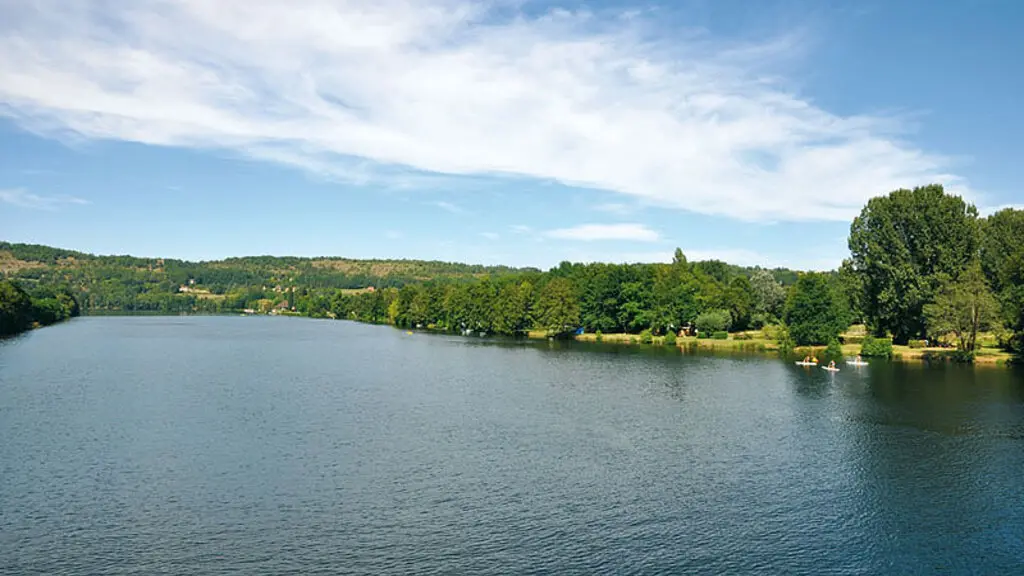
822,366,840,372
795,361,818,366
846,360,868,366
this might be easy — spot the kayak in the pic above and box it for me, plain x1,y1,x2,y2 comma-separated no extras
846,360,868,366
822,366,840,372
795,362,818,366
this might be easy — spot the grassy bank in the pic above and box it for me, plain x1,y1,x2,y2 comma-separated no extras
525,328,1015,366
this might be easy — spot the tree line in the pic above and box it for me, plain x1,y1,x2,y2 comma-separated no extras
3,184,1022,361
0,281,80,336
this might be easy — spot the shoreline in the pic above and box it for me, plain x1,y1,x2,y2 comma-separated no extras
69,312,1017,367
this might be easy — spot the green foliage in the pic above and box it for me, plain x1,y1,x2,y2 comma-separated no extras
639,328,653,344
842,335,864,345
783,273,847,345
860,335,893,358
848,185,979,344
711,331,728,340
979,208,1024,358
536,278,580,336
733,332,753,341
695,309,731,334
0,280,34,335
750,269,786,320
595,329,603,342
907,339,927,349
776,326,796,356
664,330,677,346
824,339,844,362
923,261,999,354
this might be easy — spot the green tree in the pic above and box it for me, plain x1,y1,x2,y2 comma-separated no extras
750,269,786,320
848,184,979,343
784,273,847,346
536,278,580,336
0,280,34,335
694,309,731,334
923,262,999,355
979,208,1024,356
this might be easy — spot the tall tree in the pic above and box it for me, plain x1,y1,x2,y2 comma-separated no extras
536,278,580,335
923,262,999,354
784,273,848,346
750,269,786,320
979,208,1024,356
848,184,979,343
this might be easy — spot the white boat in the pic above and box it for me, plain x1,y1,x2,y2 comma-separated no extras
822,366,840,372
795,361,818,366
846,360,869,366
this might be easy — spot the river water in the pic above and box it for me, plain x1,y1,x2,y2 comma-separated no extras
1,316,1022,574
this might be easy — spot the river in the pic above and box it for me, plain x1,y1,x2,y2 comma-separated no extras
1,316,1022,574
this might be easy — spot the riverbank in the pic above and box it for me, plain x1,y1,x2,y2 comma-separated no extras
526,328,1015,366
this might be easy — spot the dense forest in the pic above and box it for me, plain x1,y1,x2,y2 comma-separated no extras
3,185,1023,362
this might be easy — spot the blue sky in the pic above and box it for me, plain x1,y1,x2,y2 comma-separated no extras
1,0,1022,270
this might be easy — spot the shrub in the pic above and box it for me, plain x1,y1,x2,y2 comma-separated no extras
825,339,844,362
861,335,893,358
595,330,603,342
698,332,712,339
842,335,864,345
639,329,653,344
776,326,796,357
908,339,927,349
664,331,677,346
712,331,729,340
629,336,637,344
695,309,731,334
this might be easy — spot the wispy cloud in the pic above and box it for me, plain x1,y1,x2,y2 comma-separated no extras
432,201,466,214
510,224,532,234
544,223,660,242
0,188,90,210
480,232,499,240
0,1,970,222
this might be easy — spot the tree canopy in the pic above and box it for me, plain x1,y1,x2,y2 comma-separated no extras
848,184,979,344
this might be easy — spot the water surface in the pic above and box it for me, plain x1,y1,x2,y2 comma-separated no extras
1,316,1022,574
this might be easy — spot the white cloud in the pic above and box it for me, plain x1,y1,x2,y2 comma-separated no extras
0,0,972,222
0,188,90,210
480,232,499,240
544,223,660,242
510,224,532,234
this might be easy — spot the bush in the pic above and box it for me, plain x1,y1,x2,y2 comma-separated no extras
712,331,729,340
639,329,653,344
698,332,712,339
861,335,893,358
595,330,603,342
842,335,864,345
825,339,843,362
664,331,677,346
908,339,927,349
695,309,731,334
776,326,796,357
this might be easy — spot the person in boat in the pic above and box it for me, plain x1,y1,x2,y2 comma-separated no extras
855,355,862,363
803,356,810,363
812,356,819,364
828,360,836,369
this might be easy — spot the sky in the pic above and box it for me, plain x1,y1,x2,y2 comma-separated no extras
1,0,1022,270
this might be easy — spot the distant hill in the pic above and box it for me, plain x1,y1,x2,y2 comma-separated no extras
0,241,802,314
